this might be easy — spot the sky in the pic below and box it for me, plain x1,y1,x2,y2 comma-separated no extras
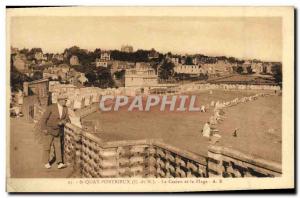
10,16,282,62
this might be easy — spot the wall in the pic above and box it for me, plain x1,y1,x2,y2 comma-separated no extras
64,123,208,178
207,145,281,177
64,123,281,178
22,95,48,122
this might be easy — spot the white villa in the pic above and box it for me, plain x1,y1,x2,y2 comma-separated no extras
96,51,111,68
100,51,111,61
125,62,178,94
125,63,158,93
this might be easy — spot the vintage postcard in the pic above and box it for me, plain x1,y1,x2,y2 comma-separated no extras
6,7,294,192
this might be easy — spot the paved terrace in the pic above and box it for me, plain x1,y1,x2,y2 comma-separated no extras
9,117,73,178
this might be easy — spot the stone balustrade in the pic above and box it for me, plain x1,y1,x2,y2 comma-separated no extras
64,123,282,178
74,102,99,118
207,145,282,177
64,123,208,178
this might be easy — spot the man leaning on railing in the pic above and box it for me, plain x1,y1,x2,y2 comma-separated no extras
40,94,69,169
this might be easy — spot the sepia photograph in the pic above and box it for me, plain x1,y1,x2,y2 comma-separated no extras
6,6,294,192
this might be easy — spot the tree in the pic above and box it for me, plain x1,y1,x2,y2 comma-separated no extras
44,53,53,61
236,66,244,74
24,48,43,61
185,56,194,65
19,48,29,56
93,48,102,59
96,67,115,88
63,46,91,66
85,71,97,83
110,49,160,63
52,58,63,65
29,48,43,55
10,55,31,91
10,67,31,92
159,60,175,80
271,63,282,85
134,50,149,62
246,66,253,74
228,56,237,63
114,70,125,80
273,70,282,86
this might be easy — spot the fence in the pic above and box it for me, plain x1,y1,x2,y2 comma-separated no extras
64,123,281,178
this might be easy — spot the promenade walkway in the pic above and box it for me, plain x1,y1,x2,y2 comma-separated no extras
9,117,73,178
